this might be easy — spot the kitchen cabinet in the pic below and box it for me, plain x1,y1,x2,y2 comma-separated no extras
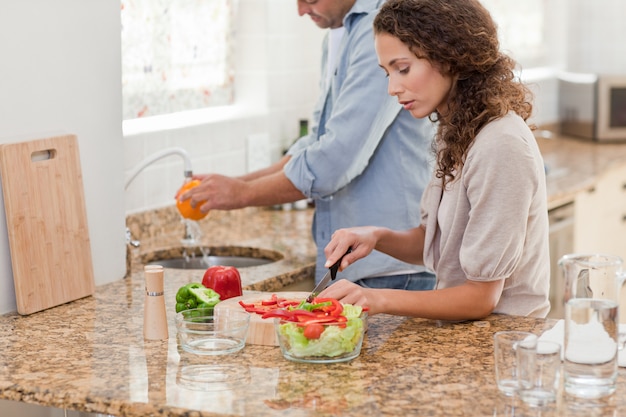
574,163,626,259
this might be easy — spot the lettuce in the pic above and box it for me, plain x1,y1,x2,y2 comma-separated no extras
278,305,365,358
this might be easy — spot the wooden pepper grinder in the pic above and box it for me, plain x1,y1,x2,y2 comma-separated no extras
143,265,168,340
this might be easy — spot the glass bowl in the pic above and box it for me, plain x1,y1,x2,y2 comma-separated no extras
176,308,250,355
274,312,367,363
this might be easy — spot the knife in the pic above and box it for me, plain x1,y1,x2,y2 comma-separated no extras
306,248,352,303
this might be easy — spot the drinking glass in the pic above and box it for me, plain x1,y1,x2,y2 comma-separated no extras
517,340,561,406
494,331,538,396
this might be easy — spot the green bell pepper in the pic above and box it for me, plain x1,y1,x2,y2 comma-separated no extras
175,282,221,313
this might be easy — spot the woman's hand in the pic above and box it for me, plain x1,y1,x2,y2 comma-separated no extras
320,277,505,320
324,226,381,272
317,279,383,314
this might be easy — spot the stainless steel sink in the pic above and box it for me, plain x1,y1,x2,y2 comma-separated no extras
148,255,273,269
140,246,283,270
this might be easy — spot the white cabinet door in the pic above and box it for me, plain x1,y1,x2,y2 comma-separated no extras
574,163,626,259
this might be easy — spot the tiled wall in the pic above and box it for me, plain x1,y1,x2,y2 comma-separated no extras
566,0,626,74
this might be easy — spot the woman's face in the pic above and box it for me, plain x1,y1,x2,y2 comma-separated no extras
375,32,453,118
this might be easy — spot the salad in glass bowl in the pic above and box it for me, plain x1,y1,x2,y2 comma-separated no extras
266,298,367,363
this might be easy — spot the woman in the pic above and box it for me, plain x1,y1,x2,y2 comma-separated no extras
319,0,550,320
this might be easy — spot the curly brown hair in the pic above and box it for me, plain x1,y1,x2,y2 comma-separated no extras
373,0,534,185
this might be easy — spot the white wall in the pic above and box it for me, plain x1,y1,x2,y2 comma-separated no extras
526,0,626,127
565,0,626,74
0,1,126,314
123,0,325,213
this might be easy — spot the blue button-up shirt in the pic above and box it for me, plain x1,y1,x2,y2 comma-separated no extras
284,0,435,283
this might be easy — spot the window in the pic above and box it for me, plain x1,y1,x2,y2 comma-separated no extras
480,0,547,68
120,0,236,120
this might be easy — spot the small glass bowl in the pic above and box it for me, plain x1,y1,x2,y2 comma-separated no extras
176,308,250,355
274,312,367,363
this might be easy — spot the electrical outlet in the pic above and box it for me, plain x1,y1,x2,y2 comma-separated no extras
246,133,271,173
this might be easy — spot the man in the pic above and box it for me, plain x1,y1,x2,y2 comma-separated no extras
182,0,435,289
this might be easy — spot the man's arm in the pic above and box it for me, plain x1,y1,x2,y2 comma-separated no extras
236,155,291,182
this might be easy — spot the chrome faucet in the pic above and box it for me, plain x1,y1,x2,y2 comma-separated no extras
124,147,194,256
124,146,193,190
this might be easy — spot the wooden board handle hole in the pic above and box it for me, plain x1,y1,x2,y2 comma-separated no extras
31,149,57,162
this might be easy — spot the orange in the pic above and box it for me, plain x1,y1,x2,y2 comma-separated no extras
175,179,208,221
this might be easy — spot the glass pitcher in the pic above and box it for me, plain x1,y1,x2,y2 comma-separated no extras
558,253,625,399
559,253,623,304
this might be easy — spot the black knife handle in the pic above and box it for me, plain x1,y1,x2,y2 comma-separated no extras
330,247,352,280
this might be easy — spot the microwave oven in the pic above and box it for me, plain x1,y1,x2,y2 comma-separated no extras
558,72,626,141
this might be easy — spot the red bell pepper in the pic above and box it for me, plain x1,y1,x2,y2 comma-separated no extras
290,310,319,321
261,294,280,306
202,265,243,300
238,300,255,309
261,309,297,320
239,294,353,330
311,297,343,316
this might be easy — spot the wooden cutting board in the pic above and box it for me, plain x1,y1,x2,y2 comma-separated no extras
0,134,95,315
214,291,309,346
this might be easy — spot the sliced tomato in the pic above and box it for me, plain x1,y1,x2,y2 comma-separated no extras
303,323,325,339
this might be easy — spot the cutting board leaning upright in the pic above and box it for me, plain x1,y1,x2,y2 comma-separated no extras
0,134,95,315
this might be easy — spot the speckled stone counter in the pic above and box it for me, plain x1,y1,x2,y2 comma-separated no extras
537,133,626,210
3,135,626,416
3,301,626,417
126,206,318,291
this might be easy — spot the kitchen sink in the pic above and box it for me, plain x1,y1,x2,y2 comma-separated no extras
148,255,272,269
140,246,284,270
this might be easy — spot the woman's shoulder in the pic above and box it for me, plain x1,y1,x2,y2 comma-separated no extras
464,112,541,176
479,112,532,140
471,113,535,153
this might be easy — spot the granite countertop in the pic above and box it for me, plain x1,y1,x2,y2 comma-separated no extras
536,132,626,209
125,205,318,291
2,134,626,416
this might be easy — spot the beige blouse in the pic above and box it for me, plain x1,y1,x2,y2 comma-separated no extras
421,112,551,318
